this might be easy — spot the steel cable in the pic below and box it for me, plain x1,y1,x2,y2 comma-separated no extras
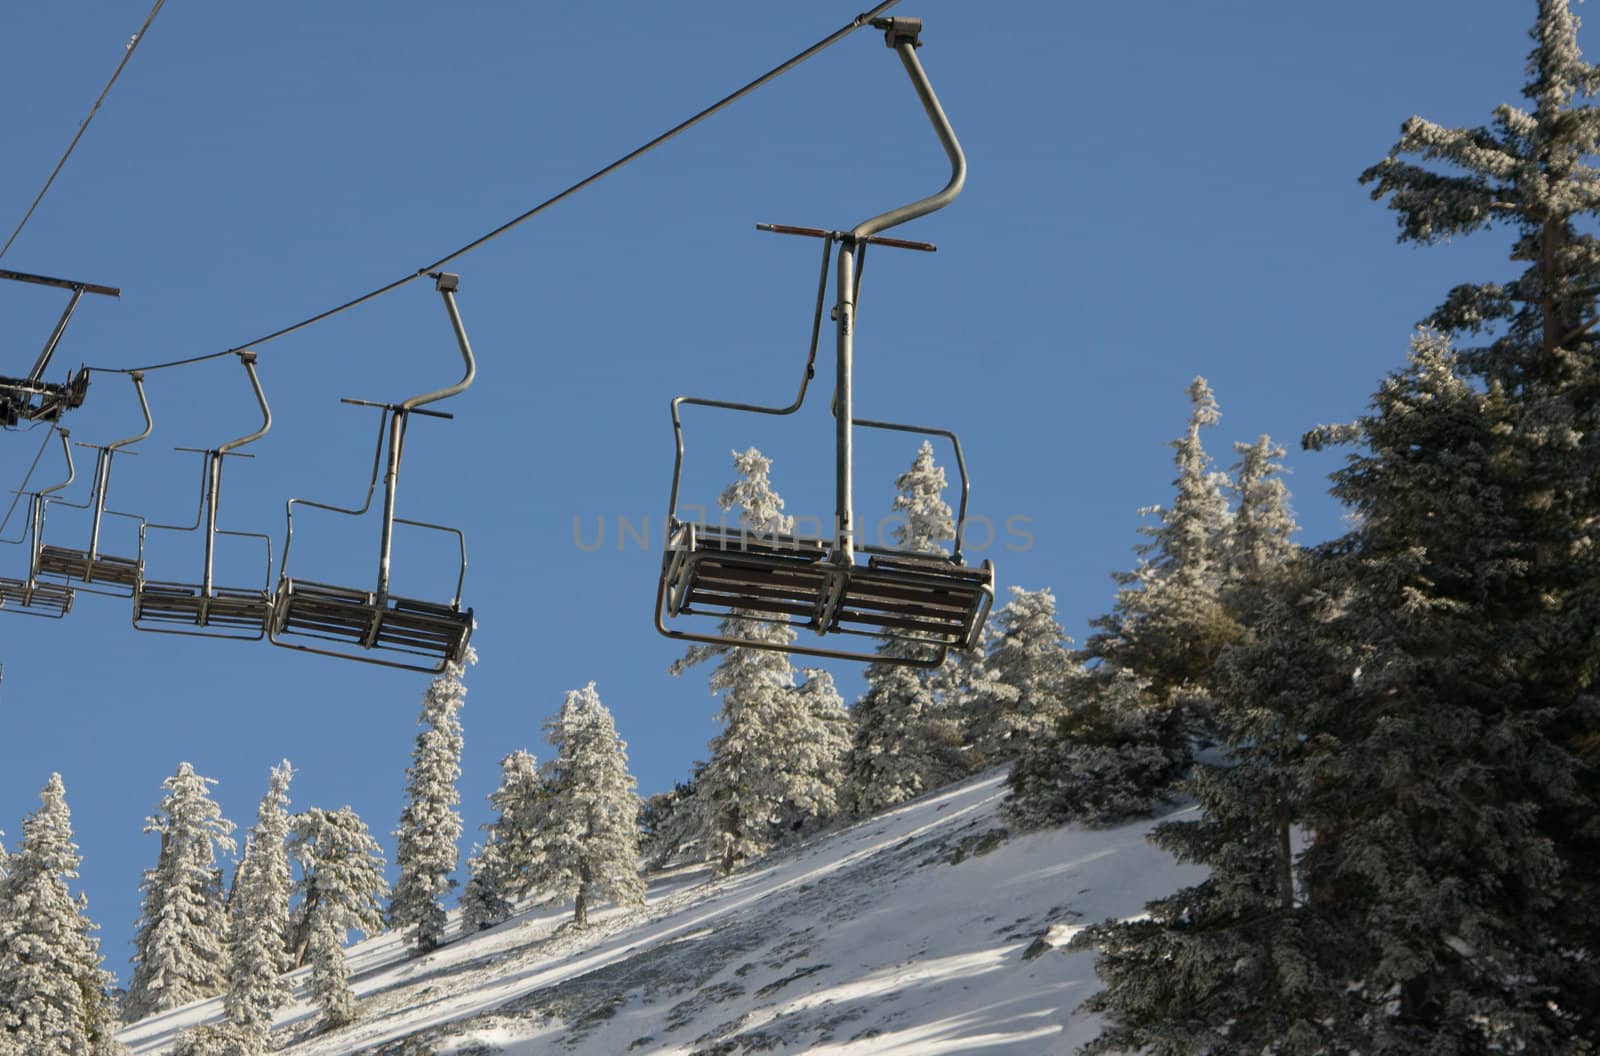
87,1,900,376
0,0,168,261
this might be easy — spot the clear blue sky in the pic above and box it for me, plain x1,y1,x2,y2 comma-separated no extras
0,0,1540,983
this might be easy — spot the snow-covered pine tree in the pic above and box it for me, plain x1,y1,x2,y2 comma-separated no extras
535,683,645,925
1084,377,1240,699
1011,381,1244,832
1222,434,1298,591
124,763,236,1020
844,664,941,815
675,448,848,873
1074,557,1351,1054
389,649,474,954
458,835,510,933
459,748,548,930
289,807,387,1031
639,761,706,871
1351,4,1600,1040
1005,665,1188,829
223,760,294,1038
888,439,957,556
0,774,122,1055
1294,326,1596,1050
170,1023,260,1056
961,587,1077,765
775,669,851,832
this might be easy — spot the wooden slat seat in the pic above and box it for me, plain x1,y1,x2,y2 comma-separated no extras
37,545,142,588
0,576,73,617
662,522,993,651
134,581,273,634
272,578,473,666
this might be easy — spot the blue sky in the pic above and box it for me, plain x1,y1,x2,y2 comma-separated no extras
0,0,1543,982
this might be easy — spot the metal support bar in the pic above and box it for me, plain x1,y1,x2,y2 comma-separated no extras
373,272,475,604
86,371,151,563
201,352,271,600
29,288,84,383
832,20,967,565
0,268,120,298
755,223,936,252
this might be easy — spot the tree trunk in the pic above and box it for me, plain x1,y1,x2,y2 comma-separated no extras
1274,793,1295,909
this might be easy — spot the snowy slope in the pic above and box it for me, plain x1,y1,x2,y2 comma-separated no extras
117,772,1204,1055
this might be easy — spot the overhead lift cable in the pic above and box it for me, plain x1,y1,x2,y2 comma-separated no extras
0,0,168,261
84,0,901,377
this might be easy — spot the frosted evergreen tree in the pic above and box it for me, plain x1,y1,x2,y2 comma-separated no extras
962,587,1078,764
676,448,849,872
1005,666,1187,829
223,760,294,1038
124,763,236,1020
775,669,852,832
1074,559,1351,1054
534,683,645,925
171,1023,260,1056
639,762,707,870
289,807,387,1031
389,648,474,954
1353,8,1600,1040
1085,377,1240,699
458,833,512,933
0,774,122,1054
844,663,941,815
1223,435,1298,589
1296,329,1595,1051
888,439,957,556
460,749,550,929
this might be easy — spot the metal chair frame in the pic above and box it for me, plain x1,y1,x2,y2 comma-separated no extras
35,372,152,596
655,17,994,669
0,428,77,617
268,272,474,674
131,352,276,640
0,268,117,428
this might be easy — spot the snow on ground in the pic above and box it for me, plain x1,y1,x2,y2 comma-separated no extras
118,771,1204,1055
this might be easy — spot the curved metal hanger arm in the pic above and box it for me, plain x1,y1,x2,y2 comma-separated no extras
218,352,271,455
38,429,75,497
403,273,476,412
107,371,153,454
851,18,966,241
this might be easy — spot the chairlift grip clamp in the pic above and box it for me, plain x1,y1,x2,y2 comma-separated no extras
870,16,922,48
432,272,460,293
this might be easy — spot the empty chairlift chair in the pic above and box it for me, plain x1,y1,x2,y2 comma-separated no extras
0,429,77,617
132,352,277,638
268,272,475,674
655,17,994,669
35,372,152,594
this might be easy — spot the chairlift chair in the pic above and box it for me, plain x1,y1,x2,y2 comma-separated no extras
268,272,475,674
0,268,116,428
34,372,152,594
0,428,77,617
655,17,994,669
131,352,276,638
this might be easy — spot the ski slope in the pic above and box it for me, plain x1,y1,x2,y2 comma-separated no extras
118,771,1203,1055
